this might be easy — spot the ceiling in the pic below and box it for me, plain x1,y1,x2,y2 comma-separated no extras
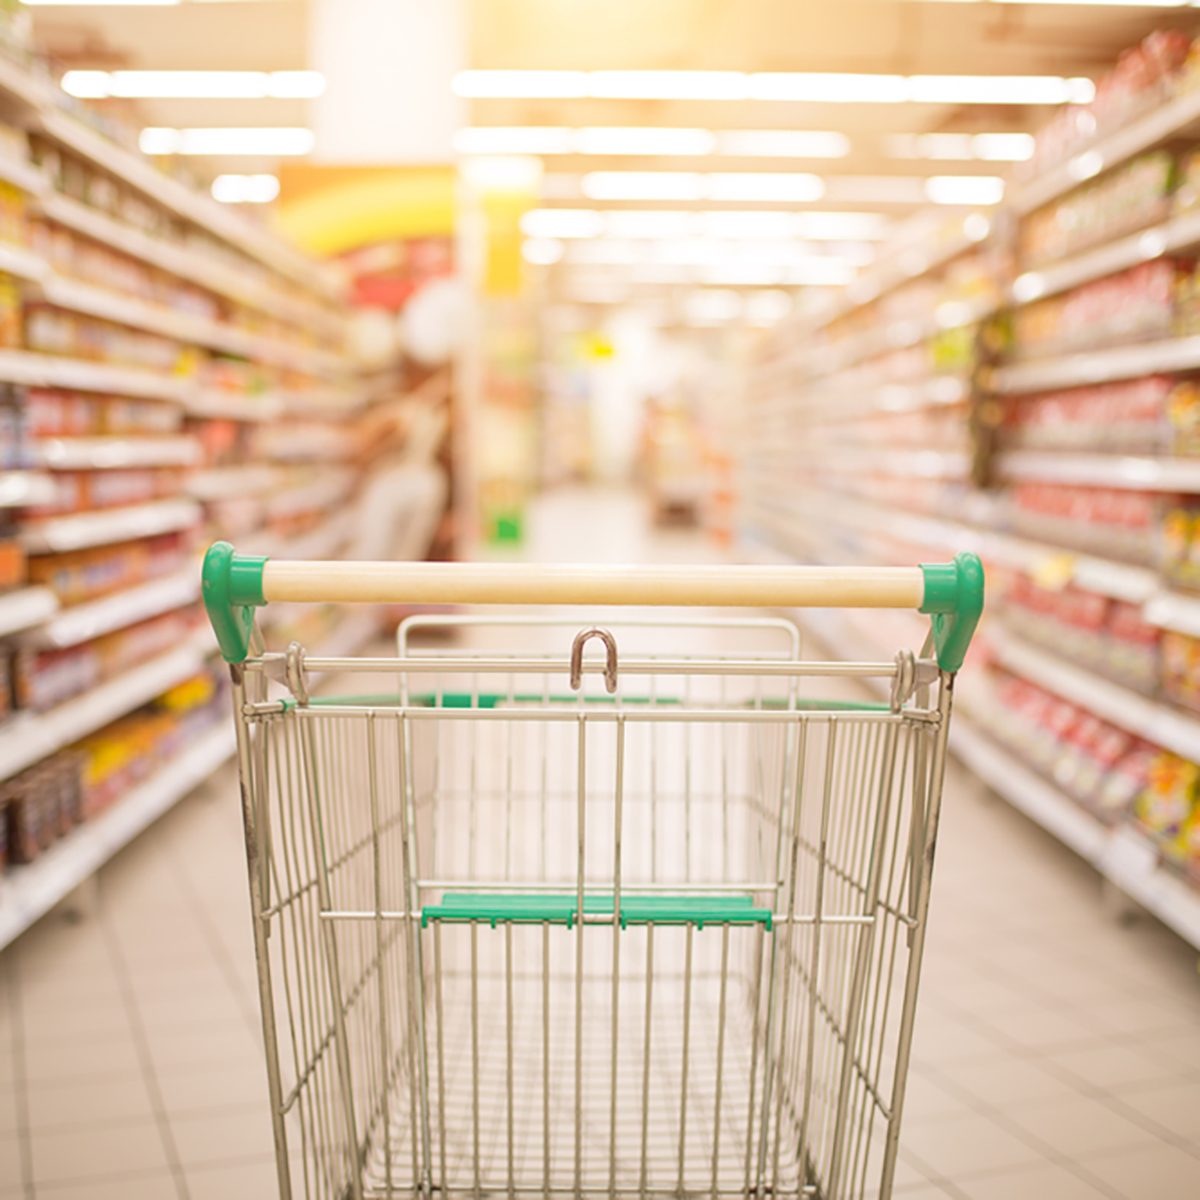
24,0,1199,302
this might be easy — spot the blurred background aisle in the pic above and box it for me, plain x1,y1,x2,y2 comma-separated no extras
0,1,1195,1197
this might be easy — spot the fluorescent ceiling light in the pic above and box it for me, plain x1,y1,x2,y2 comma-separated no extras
522,238,565,265
461,156,542,191
582,171,824,202
686,290,744,323
718,130,850,158
452,69,1095,105
575,127,716,156
745,290,793,325
211,174,279,204
140,127,314,156
604,211,694,237
521,207,891,241
706,173,825,201
455,125,848,159
794,211,891,239
62,70,325,99
750,73,908,103
908,75,1093,105
520,209,605,238
453,70,589,98
822,176,929,203
925,175,1005,205
583,172,706,201
588,70,747,100
455,127,574,155
885,131,1034,161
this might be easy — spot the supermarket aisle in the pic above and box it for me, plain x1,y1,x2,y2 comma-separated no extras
0,485,1198,1200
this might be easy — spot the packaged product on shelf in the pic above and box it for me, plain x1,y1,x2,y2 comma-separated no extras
1160,499,1200,587
0,272,21,348
1161,629,1200,712
1172,149,1200,215
14,608,197,711
0,537,26,591
0,179,28,249
1010,482,1157,563
26,530,190,605
2,754,84,863
1007,376,1172,454
1135,750,1199,860
23,466,170,516
0,387,31,467
1022,151,1174,267
1014,261,1179,357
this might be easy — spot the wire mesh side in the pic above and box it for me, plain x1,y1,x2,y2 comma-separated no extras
233,640,951,1200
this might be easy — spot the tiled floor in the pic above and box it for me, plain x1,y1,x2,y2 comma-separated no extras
2,487,1199,1198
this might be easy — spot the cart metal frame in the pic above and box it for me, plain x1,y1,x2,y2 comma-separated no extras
203,546,982,1200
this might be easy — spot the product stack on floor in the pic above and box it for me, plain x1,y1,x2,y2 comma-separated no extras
744,28,1200,956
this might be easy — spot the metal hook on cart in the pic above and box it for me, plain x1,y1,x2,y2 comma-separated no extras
285,641,310,706
569,627,619,693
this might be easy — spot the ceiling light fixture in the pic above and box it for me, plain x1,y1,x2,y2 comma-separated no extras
582,171,825,202
924,175,1005,205
455,127,574,155
717,130,851,158
62,70,325,100
211,174,280,204
575,127,716,156
453,69,1096,105
520,207,892,241
139,127,315,156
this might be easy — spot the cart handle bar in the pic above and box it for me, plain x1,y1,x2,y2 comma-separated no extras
201,542,983,673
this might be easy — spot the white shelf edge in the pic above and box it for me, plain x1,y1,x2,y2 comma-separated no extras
0,587,58,638
187,464,278,502
990,624,1200,762
0,723,236,950
0,349,189,402
36,107,342,304
0,471,56,508
993,335,1200,394
999,450,1200,492
1011,208,1200,306
0,153,48,196
0,241,45,283
32,436,199,470
1012,86,1200,218
0,637,208,782
38,192,346,342
29,570,199,650
182,389,284,423
21,498,201,553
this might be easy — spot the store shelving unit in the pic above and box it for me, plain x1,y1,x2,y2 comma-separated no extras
743,47,1200,949
0,43,445,947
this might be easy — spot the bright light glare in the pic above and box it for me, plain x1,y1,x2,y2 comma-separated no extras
589,70,747,100
582,171,824,202
520,209,605,239
925,175,1005,205
718,130,850,158
521,238,565,265
63,70,325,99
455,127,574,155
885,132,1034,162
139,127,315,156
575,127,716,155
909,75,1094,104
453,69,1095,105
582,172,705,201
453,70,589,98
520,208,891,241
461,156,542,191
211,174,280,204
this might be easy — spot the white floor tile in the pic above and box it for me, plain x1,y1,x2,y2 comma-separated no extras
2,486,1199,1198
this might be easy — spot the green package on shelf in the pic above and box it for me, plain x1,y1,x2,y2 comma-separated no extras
420,892,772,930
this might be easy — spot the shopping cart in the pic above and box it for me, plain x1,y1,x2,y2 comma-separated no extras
202,544,983,1200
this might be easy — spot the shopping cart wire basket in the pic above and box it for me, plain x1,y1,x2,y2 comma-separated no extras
202,544,983,1200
